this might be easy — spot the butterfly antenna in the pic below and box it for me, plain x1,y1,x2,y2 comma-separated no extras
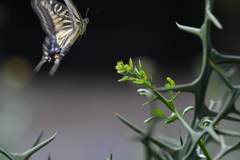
85,7,89,18
34,59,47,73
49,58,62,76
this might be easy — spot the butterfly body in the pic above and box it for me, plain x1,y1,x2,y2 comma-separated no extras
31,0,89,76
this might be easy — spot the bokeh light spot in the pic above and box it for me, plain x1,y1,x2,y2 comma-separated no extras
1,57,34,88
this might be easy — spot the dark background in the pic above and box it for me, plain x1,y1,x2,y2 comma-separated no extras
0,0,206,69
0,0,240,160
1,0,240,69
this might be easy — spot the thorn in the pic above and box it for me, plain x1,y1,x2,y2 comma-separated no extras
54,131,58,136
209,60,214,66
217,120,222,125
216,100,221,103
41,125,46,131
179,130,183,146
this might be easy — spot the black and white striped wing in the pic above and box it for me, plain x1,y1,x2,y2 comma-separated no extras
31,0,75,49
64,0,82,25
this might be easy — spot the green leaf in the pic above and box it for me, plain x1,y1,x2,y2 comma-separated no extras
134,67,141,76
137,89,151,96
162,112,178,124
153,109,165,117
118,79,127,82
139,60,142,71
182,106,194,117
129,58,133,69
166,77,175,87
141,70,147,81
165,77,176,95
202,119,212,127
133,80,144,85
165,83,173,95
125,64,132,70
116,70,126,74
198,154,206,159
143,116,157,123
137,88,149,92
165,83,170,88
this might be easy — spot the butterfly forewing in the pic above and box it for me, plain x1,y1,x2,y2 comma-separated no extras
64,0,82,22
32,0,73,35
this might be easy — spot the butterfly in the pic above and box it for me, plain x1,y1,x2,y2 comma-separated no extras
31,0,89,76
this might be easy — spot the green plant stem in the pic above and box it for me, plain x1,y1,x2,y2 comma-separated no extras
198,139,211,160
153,83,212,159
175,108,212,160
151,80,212,159
126,64,212,159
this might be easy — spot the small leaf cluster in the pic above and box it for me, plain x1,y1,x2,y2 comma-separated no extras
116,59,196,125
116,58,152,87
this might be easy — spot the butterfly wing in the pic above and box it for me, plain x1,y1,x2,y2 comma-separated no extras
64,0,82,22
64,0,88,36
32,0,75,48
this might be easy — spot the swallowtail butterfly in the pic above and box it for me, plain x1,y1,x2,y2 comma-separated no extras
31,0,89,76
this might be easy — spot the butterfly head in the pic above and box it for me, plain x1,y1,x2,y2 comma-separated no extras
80,18,89,25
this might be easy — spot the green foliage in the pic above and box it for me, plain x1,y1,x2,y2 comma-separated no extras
153,109,165,117
116,58,152,87
115,0,240,160
182,106,194,117
0,127,57,160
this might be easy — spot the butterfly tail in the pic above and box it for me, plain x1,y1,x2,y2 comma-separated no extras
49,56,63,76
34,58,47,73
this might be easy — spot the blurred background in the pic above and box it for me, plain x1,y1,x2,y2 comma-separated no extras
0,0,240,159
